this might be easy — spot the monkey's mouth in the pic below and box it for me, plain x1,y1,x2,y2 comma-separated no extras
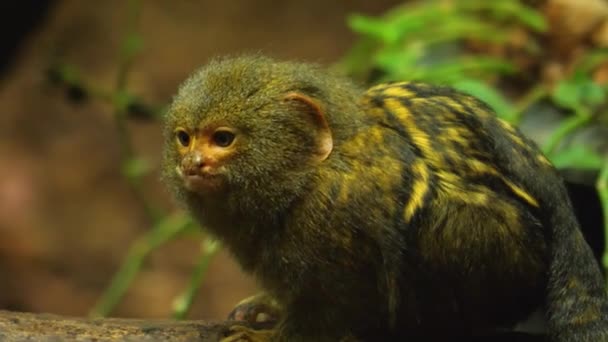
176,166,224,193
184,175,223,192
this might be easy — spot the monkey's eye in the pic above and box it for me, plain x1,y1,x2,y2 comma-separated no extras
212,130,236,147
175,129,191,147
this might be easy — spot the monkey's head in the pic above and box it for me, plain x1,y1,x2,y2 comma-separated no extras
162,55,363,218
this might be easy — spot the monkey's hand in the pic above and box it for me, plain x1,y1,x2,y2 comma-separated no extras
220,325,274,342
227,292,282,325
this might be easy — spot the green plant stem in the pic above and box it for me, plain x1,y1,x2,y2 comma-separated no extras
510,85,547,125
598,162,608,270
116,0,141,91
111,0,160,222
172,239,221,320
50,64,113,102
89,211,193,318
50,63,162,119
542,112,592,156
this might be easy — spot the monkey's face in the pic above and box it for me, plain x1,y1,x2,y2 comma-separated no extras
162,55,334,210
170,124,238,194
163,97,332,212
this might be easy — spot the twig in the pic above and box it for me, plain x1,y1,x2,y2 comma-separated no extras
111,0,161,223
172,239,222,320
47,62,163,120
509,84,548,125
542,111,593,156
89,212,194,318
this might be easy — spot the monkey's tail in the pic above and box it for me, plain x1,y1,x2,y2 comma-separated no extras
545,198,608,341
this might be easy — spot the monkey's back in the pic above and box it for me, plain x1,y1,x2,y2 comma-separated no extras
349,82,554,334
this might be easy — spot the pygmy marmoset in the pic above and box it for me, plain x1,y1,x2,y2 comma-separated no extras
162,55,608,341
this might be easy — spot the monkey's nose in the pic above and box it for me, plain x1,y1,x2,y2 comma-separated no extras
182,153,205,176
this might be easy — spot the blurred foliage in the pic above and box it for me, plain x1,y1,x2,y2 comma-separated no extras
338,0,608,267
339,0,544,100
46,0,608,318
47,0,219,319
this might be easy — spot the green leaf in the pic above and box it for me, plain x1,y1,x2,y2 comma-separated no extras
389,4,450,40
457,0,547,32
374,44,424,77
552,75,607,110
583,81,606,107
348,14,399,44
376,1,449,39
335,37,378,79
402,56,514,83
552,79,581,110
493,2,547,32
416,14,507,44
452,79,514,119
574,48,608,74
550,145,605,171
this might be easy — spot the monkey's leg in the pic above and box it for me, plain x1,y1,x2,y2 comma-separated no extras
224,304,365,342
227,292,283,325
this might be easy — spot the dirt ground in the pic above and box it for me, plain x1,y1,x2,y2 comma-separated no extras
0,0,401,320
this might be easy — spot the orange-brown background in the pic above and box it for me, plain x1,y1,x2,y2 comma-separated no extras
0,0,403,320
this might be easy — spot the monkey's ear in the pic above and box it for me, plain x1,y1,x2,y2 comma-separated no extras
284,92,333,162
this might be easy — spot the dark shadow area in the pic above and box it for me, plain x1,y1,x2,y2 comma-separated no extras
0,1,57,76
564,175,605,265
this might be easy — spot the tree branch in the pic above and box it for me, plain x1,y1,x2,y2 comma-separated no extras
0,310,548,341
0,310,241,342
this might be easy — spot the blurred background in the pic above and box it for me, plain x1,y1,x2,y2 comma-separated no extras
0,0,606,323
0,0,403,320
